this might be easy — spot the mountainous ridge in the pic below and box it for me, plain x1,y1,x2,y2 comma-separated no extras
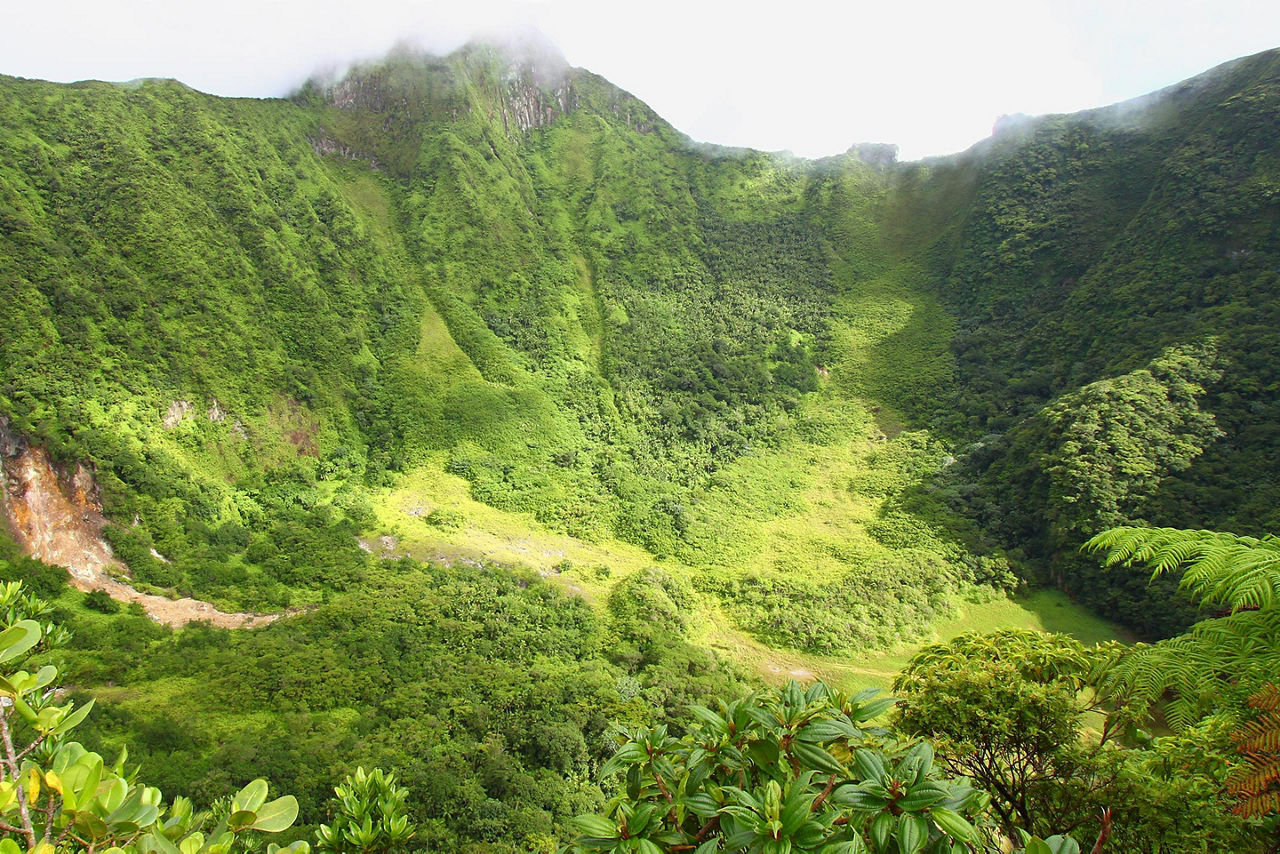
2,41,1279,630
2,40,1279,850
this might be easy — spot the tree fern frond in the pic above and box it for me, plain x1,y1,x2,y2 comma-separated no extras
1226,684,1280,819
1099,611,1280,727
1085,526,1280,613
1165,696,1202,732
1236,722,1280,754
1226,759,1280,794
1232,791,1280,818
1248,684,1280,712
1148,538,1196,572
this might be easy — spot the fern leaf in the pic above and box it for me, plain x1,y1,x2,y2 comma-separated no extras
1226,684,1280,819
1248,684,1280,712
1085,526,1280,611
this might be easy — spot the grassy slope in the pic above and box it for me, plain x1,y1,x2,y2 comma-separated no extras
876,50,1280,636
365,127,1124,680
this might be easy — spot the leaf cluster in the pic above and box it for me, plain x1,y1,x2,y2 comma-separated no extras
569,681,990,854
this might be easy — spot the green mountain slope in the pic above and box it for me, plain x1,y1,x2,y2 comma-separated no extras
0,42,1003,657
4,42,1279,642
888,49,1280,634
5,39,1279,851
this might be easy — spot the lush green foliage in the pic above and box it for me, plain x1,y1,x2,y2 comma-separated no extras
1085,526,1280,730
902,50,1280,631
894,630,1265,851
3,37,1280,854
0,582,306,854
567,681,993,854
0,44,990,652
8,42,1278,652
57,559,746,851
315,767,415,854
894,631,1118,838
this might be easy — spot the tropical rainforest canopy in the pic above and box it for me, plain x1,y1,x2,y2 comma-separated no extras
0,39,1278,851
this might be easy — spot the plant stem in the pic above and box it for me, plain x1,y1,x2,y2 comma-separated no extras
0,708,37,848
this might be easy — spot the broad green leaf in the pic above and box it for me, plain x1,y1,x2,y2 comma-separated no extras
0,620,42,664
796,719,857,743
104,785,144,823
52,698,95,736
267,844,311,854
33,665,57,690
232,778,269,813
627,802,658,835
571,814,619,839
928,807,977,844
895,742,934,784
790,740,845,775
74,810,112,841
682,793,721,819
226,809,258,832
60,758,103,812
600,743,647,777
1042,836,1082,854
688,705,728,730
851,697,895,721
870,812,894,853
780,789,814,835
895,782,948,812
100,776,129,813
830,784,888,811
852,749,888,786
896,813,928,854
10,693,36,724
818,840,866,854
251,796,299,833
139,829,182,854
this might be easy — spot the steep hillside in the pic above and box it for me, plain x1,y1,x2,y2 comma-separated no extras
4,41,1278,642
0,42,1003,658
4,40,1280,850
886,49,1280,634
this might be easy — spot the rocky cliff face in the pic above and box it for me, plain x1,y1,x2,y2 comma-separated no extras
498,67,578,136
0,418,122,583
314,39,588,145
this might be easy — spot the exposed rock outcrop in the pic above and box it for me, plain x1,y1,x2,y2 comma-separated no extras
163,399,193,429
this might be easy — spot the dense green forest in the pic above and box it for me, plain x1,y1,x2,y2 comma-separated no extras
1,39,1279,850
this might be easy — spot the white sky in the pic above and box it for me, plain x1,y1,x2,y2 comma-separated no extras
4,0,1279,160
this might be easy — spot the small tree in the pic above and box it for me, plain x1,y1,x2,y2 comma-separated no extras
0,581,309,854
315,767,415,854
892,630,1122,840
894,628,1265,852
